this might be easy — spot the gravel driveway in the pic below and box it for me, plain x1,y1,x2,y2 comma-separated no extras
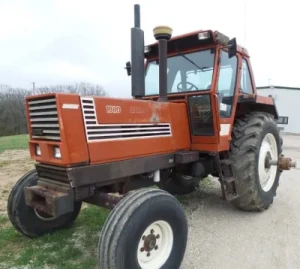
181,134,300,269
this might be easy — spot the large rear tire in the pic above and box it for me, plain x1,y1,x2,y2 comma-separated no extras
98,188,188,269
230,112,282,211
7,169,82,237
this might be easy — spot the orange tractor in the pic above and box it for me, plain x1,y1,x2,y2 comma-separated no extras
8,4,296,269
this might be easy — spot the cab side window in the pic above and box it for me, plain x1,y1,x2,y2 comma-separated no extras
217,50,238,118
240,59,254,94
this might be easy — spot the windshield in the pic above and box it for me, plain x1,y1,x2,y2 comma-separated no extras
145,49,215,95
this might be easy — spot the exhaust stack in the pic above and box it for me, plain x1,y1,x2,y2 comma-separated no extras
153,26,173,102
134,4,140,28
130,4,145,99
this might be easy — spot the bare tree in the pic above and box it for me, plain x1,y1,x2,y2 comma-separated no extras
0,82,107,136
34,82,107,96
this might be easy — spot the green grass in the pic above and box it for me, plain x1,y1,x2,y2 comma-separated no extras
0,134,110,268
0,205,110,269
0,134,29,153
0,196,189,269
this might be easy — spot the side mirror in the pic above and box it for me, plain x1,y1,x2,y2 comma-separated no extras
228,38,237,58
125,61,131,76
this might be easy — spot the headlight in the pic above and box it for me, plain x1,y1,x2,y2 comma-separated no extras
35,145,41,156
198,31,210,40
53,146,61,159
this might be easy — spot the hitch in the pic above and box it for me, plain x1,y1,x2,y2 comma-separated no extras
267,155,297,170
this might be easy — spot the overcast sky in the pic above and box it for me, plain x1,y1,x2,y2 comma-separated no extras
0,0,298,97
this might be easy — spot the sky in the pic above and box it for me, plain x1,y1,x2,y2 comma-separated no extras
0,0,299,97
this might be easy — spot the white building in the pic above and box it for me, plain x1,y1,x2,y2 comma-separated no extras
257,86,299,134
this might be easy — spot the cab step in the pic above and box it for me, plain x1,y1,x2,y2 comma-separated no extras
215,152,239,201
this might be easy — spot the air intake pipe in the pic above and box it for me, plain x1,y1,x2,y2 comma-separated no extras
153,26,173,102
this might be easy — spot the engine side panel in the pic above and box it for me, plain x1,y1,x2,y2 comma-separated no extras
81,97,190,164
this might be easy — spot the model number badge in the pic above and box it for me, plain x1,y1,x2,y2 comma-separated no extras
106,105,121,114
130,106,144,114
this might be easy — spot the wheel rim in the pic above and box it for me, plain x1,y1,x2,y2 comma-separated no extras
137,220,173,269
34,209,58,221
258,133,278,192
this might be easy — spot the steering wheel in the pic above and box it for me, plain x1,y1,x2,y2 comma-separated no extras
177,81,199,92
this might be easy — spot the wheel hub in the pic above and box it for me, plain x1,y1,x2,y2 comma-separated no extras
137,220,173,269
258,133,278,192
264,152,272,169
144,233,157,251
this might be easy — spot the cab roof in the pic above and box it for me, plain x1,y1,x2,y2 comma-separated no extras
145,29,249,58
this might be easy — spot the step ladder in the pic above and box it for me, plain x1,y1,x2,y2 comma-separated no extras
215,152,239,201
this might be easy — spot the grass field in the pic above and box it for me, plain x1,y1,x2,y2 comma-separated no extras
0,206,109,269
0,134,29,153
0,134,111,268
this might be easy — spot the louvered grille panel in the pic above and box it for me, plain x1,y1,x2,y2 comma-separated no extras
80,97,172,142
28,96,61,141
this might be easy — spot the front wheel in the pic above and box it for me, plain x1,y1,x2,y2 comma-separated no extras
98,188,188,269
7,169,82,237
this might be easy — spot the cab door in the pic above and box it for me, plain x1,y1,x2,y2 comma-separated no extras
188,92,220,146
189,48,221,151
214,49,240,151
189,49,239,152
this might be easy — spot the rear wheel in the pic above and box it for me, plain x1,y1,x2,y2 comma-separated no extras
98,188,188,269
230,112,282,211
7,169,82,237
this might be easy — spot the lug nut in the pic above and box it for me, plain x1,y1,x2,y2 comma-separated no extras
147,252,151,257
156,234,160,239
151,229,154,234
155,245,158,250
142,235,146,240
140,247,144,252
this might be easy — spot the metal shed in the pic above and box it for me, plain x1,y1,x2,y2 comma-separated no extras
257,86,299,134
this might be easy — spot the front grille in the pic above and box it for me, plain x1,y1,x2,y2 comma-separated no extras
28,96,61,141
36,164,69,183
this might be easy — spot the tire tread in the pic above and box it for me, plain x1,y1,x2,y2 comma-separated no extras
98,188,186,269
230,112,282,211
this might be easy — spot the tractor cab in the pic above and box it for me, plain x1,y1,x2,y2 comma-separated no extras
125,22,278,151
143,30,240,120
126,26,250,151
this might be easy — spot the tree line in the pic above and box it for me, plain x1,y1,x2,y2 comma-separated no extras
0,82,107,137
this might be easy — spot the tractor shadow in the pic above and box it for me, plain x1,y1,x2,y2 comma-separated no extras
176,176,252,217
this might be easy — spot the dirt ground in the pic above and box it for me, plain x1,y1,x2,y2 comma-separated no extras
1,135,300,268
0,150,34,214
